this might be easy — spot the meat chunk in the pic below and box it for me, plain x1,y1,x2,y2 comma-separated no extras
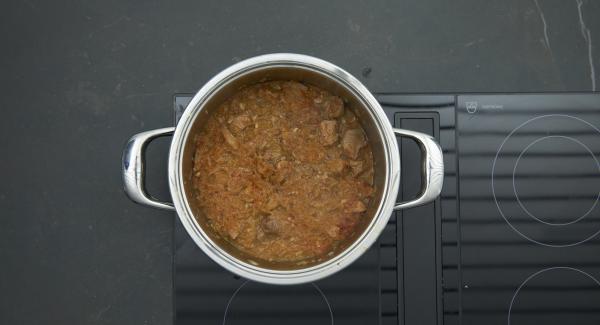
344,200,367,213
325,159,346,174
263,197,279,211
256,160,274,178
229,114,252,133
319,120,338,146
221,126,239,150
326,225,340,238
227,174,246,193
340,109,360,128
282,81,308,99
323,96,344,118
342,129,367,159
347,160,364,176
260,142,283,162
225,221,241,239
270,160,292,184
356,182,375,197
260,215,281,235
211,170,229,191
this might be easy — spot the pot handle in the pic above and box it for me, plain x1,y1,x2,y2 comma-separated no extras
392,128,444,210
122,127,176,211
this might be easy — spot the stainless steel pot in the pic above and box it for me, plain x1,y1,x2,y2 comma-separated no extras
122,53,444,285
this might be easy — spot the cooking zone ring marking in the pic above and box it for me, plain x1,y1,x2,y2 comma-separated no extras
508,266,600,325
512,135,600,226
222,280,334,325
492,114,600,247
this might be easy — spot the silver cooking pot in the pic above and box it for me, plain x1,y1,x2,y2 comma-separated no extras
122,53,443,285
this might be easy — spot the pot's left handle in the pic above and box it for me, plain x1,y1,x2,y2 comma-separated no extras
122,127,176,211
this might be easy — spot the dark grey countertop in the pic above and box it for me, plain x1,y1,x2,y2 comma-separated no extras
1,0,598,324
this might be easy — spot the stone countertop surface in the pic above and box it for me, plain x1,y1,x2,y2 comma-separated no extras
0,0,598,324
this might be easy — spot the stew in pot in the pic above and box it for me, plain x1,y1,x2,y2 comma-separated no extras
191,81,375,265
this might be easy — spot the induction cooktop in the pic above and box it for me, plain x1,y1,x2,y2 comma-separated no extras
172,93,600,325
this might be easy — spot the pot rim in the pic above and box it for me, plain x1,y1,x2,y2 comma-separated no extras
168,53,400,284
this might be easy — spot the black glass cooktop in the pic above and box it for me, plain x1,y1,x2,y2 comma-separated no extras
173,93,600,325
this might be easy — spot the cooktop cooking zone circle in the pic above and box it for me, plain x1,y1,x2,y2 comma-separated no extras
508,267,600,325
222,281,333,325
492,114,600,247
512,135,600,226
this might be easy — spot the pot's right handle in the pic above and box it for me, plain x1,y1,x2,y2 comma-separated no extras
122,127,176,211
393,128,444,210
